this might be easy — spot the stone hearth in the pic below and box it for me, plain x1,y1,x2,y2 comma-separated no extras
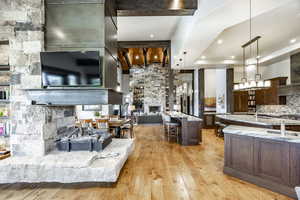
0,139,134,183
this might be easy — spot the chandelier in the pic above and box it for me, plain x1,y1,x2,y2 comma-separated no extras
234,0,271,91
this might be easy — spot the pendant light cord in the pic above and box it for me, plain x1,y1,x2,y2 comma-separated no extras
256,39,259,76
249,0,252,58
250,0,252,41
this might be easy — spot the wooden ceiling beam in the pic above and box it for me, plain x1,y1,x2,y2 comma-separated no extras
118,41,170,49
162,48,168,67
121,48,132,69
143,48,148,67
117,0,197,16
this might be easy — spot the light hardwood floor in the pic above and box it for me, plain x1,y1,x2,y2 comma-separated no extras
0,125,293,200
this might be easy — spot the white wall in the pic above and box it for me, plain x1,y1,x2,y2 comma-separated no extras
261,58,291,84
234,58,291,84
75,105,95,119
194,69,199,116
121,74,130,94
216,69,227,113
204,69,216,98
75,105,111,120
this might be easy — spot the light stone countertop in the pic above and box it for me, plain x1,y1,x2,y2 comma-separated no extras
223,125,300,143
295,187,300,199
216,114,300,126
167,112,202,122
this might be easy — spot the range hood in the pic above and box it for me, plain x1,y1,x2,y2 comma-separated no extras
278,52,300,96
26,88,122,106
278,84,300,96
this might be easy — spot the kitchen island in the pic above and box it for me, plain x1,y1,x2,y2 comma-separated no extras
223,125,300,199
166,112,202,145
216,114,300,131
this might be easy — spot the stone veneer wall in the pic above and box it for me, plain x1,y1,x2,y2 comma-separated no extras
257,95,300,114
0,1,75,156
130,64,167,113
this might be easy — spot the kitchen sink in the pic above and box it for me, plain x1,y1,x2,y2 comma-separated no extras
257,116,273,119
267,130,299,137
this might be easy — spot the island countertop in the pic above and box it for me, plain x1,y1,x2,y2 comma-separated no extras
223,125,300,143
167,112,202,122
223,125,300,198
216,114,300,126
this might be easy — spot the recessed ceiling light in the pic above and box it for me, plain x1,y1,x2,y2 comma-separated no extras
201,55,206,59
290,38,297,44
150,34,154,38
224,60,234,64
154,55,158,59
196,60,205,65
54,29,65,39
231,56,235,59
217,39,223,44
135,55,140,60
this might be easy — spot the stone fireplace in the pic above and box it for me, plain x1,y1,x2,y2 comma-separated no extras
130,64,168,114
1,0,118,157
0,1,77,157
10,106,75,156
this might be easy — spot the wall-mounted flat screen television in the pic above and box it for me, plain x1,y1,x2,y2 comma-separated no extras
41,51,102,87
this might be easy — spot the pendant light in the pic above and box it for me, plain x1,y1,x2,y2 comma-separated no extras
234,0,271,91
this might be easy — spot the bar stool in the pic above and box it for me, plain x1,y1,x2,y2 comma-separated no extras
215,121,226,137
162,113,168,136
164,115,180,143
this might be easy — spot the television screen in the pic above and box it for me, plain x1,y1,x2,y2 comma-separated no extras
41,51,102,87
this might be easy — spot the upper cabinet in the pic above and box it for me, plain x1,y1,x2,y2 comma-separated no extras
234,91,248,112
234,77,288,112
256,77,287,105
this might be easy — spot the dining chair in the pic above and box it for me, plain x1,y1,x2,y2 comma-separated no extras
110,115,119,121
121,119,134,138
81,119,93,128
95,119,109,129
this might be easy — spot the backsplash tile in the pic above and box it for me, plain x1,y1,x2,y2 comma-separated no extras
257,95,300,115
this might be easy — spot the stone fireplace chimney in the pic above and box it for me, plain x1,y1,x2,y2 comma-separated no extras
1,0,117,157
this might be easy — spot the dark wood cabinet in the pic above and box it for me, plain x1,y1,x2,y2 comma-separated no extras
290,143,300,187
256,77,287,105
225,134,254,174
203,114,215,128
233,91,248,112
253,139,290,185
224,134,298,198
233,77,288,112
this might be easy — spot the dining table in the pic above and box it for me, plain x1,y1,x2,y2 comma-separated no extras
76,118,132,138
107,119,131,138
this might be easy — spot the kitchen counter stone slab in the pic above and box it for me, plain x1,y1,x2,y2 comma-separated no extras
223,125,300,143
217,114,300,126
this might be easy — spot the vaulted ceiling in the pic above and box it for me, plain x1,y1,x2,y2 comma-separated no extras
118,0,300,69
